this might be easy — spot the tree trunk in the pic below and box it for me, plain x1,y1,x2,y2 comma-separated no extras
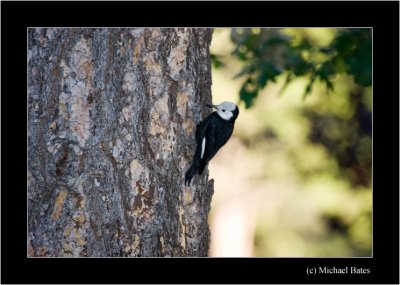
28,28,214,257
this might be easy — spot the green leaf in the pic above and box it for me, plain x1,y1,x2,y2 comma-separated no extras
210,54,225,68
258,62,282,87
239,83,258,108
234,64,256,79
303,74,316,99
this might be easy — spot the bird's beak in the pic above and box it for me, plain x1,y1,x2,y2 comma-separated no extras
206,104,217,109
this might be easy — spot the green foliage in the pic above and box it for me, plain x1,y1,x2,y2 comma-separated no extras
210,54,225,68
210,29,372,257
325,29,372,86
239,79,258,109
213,28,372,108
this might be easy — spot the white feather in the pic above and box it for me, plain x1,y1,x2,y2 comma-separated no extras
201,137,206,159
217,109,233,121
216,101,236,121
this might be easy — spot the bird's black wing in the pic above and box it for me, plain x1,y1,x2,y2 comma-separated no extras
203,118,234,164
185,112,218,182
195,112,218,143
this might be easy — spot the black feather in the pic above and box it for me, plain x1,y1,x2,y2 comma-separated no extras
185,158,200,186
185,106,239,185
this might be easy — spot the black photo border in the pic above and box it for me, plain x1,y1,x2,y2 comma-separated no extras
1,1,399,284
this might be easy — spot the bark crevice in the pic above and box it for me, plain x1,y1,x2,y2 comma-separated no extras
28,28,214,257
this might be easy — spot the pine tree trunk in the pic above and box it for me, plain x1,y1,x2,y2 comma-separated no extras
28,28,214,257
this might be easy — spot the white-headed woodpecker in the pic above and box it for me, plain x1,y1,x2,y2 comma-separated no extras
185,101,239,186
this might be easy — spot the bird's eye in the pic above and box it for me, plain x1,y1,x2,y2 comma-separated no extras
222,109,225,112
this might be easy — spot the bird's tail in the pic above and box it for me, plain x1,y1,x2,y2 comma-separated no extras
198,159,207,175
185,158,207,186
185,158,200,186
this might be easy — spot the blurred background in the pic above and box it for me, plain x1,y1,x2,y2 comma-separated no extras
208,28,372,257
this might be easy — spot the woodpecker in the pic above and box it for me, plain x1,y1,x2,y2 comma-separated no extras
185,101,239,186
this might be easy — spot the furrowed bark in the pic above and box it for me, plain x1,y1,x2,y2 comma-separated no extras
28,28,214,257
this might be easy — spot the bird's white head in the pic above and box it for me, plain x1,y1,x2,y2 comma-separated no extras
207,101,238,121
